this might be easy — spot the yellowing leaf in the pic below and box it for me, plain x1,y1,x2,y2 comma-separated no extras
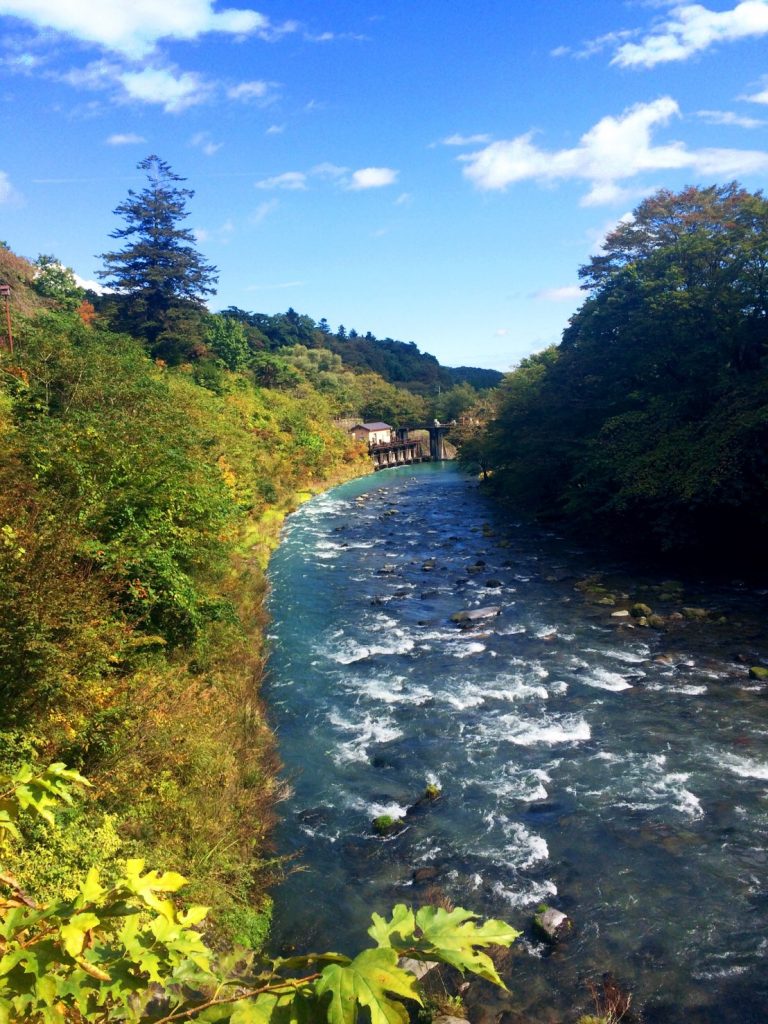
59,913,100,957
316,947,421,1024
79,868,106,904
412,907,520,987
178,905,209,927
368,905,415,949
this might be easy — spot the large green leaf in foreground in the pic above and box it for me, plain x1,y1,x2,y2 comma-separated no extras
315,948,422,1024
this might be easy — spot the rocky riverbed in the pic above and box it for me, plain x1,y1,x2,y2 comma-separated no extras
265,463,768,1023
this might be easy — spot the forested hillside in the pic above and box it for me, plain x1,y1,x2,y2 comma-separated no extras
214,306,502,404
463,183,768,567
0,161,379,943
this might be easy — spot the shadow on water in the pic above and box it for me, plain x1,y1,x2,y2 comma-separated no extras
264,464,768,1022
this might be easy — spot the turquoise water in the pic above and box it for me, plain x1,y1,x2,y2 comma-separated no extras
265,464,768,1022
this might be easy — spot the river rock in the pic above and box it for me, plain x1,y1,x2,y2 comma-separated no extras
451,606,501,625
372,815,406,837
647,614,666,628
611,609,630,618
399,956,438,981
749,666,768,680
422,559,437,571
533,906,572,943
484,578,503,588
412,866,439,884
631,602,653,617
682,606,709,620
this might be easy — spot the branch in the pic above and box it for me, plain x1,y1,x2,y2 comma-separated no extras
152,973,322,1024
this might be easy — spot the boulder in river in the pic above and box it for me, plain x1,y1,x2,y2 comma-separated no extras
749,666,768,680
611,609,630,618
683,606,710,620
630,602,653,618
451,606,501,625
372,815,406,837
533,905,573,943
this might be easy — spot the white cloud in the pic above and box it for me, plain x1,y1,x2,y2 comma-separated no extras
118,66,209,112
439,133,492,147
266,124,285,135
106,132,146,144
494,328,512,337
190,131,222,155
535,285,583,302
460,97,768,204
73,273,111,293
194,219,233,243
394,192,412,206
253,164,398,193
246,280,304,291
250,199,279,225
0,170,19,204
255,171,307,190
697,108,766,127
348,167,399,190
743,80,768,103
227,79,278,103
612,1,768,68
0,0,298,59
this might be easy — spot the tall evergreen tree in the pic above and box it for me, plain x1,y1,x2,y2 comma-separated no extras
98,155,218,359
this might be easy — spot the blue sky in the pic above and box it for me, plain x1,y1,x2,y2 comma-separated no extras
1,1,768,370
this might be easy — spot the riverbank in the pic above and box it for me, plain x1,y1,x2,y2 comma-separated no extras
264,462,768,1023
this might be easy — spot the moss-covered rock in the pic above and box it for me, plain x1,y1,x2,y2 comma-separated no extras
748,666,768,680
630,602,653,618
682,606,709,620
372,815,406,837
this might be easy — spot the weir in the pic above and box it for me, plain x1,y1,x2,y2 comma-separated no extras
367,425,452,470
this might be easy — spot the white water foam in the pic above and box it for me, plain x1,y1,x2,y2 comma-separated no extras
581,666,635,692
720,753,768,780
502,714,591,747
327,710,403,764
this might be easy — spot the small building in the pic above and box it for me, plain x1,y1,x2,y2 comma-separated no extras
350,421,393,446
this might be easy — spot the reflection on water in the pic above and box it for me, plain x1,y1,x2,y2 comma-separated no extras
265,464,768,1022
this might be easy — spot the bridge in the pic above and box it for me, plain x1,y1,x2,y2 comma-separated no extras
369,424,452,471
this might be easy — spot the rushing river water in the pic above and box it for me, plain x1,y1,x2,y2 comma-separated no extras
265,463,768,1023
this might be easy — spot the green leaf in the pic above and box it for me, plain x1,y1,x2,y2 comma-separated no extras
315,947,421,1024
412,907,520,987
367,905,415,949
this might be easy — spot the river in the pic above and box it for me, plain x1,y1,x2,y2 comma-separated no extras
264,463,768,1023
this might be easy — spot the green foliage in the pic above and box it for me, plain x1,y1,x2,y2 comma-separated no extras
98,155,217,355
0,282,368,936
481,183,768,563
32,256,84,311
0,765,519,1024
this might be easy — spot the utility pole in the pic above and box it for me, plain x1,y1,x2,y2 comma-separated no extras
0,285,12,355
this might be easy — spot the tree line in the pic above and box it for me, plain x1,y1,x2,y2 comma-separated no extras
460,183,768,568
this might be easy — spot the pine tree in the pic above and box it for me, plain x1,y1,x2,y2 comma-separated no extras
98,155,218,359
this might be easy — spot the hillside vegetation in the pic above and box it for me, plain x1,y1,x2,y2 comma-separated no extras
0,241,371,942
463,183,768,568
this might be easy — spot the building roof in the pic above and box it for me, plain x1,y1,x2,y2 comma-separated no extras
352,422,392,431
